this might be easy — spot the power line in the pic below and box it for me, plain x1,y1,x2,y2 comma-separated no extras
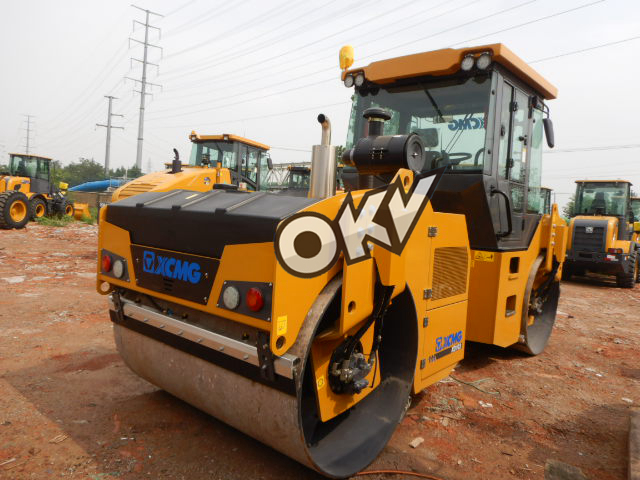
150,100,350,130
450,0,606,47
545,144,640,153
530,34,640,63
148,0,538,121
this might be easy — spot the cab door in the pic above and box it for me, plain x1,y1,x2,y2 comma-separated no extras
496,83,531,244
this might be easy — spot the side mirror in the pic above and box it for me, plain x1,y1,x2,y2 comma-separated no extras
543,118,555,148
267,155,273,170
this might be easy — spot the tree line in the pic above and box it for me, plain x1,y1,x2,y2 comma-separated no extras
0,158,143,187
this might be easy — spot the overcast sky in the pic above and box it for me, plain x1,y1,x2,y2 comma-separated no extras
1,0,639,206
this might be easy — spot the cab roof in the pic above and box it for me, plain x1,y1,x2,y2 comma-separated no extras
575,180,632,184
9,153,52,161
189,132,270,151
345,43,557,100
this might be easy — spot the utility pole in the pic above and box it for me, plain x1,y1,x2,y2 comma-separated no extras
96,96,124,174
23,114,35,154
130,5,163,171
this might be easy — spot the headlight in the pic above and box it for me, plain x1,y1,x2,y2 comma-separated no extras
354,72,365,87
476,52,492,70
344,74,354,88
461,54,475,71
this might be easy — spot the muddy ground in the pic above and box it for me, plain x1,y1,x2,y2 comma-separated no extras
0,223,638,480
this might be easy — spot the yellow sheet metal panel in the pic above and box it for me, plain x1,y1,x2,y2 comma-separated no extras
466,223,547,348
426,211,470,310
310,321,380,422
416,300,467,387
339,258,375,334
346,43,557,99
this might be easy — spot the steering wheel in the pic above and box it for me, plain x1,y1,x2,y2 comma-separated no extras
474,148,485,166
436,151,472,167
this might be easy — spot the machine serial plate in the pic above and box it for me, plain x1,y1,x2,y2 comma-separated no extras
131,245,218,305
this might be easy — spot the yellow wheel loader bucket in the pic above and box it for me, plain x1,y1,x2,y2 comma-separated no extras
72,203,90,220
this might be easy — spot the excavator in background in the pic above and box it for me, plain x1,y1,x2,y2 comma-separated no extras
0,153,74,229
96,44,567,477
563,180,639,287
111,132,273,202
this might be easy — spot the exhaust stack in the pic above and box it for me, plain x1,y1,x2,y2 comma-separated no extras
309,114,337,199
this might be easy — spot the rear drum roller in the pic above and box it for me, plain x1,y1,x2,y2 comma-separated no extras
113,277,418,478
514,255,560,355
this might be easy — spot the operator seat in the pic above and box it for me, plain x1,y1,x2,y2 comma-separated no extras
589,192,607,214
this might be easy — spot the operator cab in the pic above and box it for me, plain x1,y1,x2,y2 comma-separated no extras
573,180,634,238
7,153,53,193
188,132,273,191
343,44,556,251
573,181,632,218
631,197,640,222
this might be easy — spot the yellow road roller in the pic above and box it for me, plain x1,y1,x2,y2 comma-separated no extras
96,44,567,477
111,133,272,201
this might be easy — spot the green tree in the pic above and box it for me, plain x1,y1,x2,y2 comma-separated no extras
60,158,106,187
126,165,143,179
562,194,575,219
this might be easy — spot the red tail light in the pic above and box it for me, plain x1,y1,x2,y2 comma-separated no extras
102,254,112,272
246,287,264,312
607,248,622,254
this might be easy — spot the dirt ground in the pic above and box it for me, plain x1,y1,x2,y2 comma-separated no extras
1,223,638,480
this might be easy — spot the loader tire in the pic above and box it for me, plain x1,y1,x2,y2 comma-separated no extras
0,191,30,229
617,255,637,288
561,267,572,281
30,197,47,220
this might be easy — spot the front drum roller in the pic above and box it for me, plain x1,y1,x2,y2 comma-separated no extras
113,277,418,478
514,255,560,355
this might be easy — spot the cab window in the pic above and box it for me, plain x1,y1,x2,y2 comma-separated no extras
526,108,544,213
258,152,270,190
244,149,258,183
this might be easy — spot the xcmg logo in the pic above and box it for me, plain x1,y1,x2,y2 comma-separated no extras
448,117,485,131
435,330,463,353
142,250,202,284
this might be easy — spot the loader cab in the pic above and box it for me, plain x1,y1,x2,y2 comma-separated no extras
573,181,631,219
6,154,53,194
572,180,634,241
631,197,640,222
188,133,272,191
343,44,557,251
288,165,310,190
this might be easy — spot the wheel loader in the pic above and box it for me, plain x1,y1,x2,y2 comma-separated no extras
96,43,567,478
0,153,74,229
110,132,273,202
632,197,640,243
563,180,639,287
